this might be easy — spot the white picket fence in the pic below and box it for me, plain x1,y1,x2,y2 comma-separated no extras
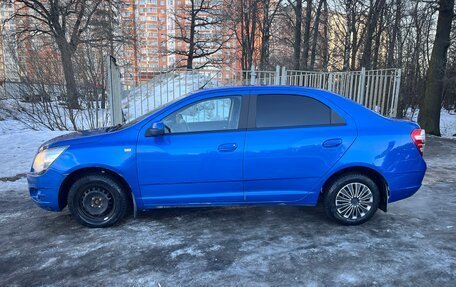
107,59,401,124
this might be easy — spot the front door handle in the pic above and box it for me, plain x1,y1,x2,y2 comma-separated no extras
322,138,343,148
218,143,238,152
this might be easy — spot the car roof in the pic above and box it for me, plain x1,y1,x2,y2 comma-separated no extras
196,85,378,120
198,85,327,95
196,85,352,107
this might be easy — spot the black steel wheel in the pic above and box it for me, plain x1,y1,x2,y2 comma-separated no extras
68,174,129,228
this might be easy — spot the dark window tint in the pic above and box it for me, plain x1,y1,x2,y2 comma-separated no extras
256,95,342,128
331,109,345,124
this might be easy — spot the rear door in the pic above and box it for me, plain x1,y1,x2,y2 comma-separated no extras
244,93,357,203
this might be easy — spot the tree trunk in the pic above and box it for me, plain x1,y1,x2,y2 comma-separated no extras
418,0,454,136
292,0,303,70
56,38,79,109
360,0,385,69
343,4,352,71
259,0,271,69
309,0,324,70
248,1,257,69
372,7,385,69
321,0,329,70
386,0,401,68
301,0,313,69
186,1,196,69
100,48,106,109
349,10,358,70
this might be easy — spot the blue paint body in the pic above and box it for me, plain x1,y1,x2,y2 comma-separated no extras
27,86,426,212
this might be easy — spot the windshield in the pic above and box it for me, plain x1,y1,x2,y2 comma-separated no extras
117,93,192,130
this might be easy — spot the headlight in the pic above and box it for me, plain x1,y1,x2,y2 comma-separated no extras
32,146,68,174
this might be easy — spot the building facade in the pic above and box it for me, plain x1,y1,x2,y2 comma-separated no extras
119,0,239,87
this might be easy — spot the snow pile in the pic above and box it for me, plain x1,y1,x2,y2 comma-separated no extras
122,72,219,121
0,120,69,192
439,109,456,137
407,109,456,138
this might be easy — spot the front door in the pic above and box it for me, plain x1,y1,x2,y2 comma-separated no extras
137,95,248,206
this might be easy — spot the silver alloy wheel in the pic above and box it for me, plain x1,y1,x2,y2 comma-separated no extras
335,182,373,220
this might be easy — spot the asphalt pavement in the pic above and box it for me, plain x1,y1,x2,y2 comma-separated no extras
1,137,455,286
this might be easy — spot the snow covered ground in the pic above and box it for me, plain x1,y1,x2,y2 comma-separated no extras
407,108,456,137
0,120,69,192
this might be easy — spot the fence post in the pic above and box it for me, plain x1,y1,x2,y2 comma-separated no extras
391,68,401,117
357,67,366,104
275,65,280,85
281,66,287,85
106,56,123,125
327,73,333,91
250,65,256,85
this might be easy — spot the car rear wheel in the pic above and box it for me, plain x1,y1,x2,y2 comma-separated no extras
68,174,129,228
324,173,379,225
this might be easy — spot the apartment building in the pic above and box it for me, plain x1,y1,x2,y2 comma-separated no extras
1,0,239,88
119,0,239,87
0,1,19,82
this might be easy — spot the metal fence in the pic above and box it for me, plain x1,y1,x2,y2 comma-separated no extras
107,59,401,125
285,68,401,117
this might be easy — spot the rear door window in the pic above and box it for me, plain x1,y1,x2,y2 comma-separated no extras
255,95,344,128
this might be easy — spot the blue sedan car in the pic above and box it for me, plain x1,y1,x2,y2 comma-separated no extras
27,86,426,227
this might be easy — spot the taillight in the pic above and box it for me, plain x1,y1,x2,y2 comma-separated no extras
411,129,425,156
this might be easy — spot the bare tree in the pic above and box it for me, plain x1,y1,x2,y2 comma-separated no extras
4,0,114,108
301,0,313,69
309,0,325,70
321,0,329,70
418,0,455,135
258,0,282,69
225,0,260,70
0,40,112,131
170,0,231,69
386,0,402,68
289,0,303,69
360,0,386,69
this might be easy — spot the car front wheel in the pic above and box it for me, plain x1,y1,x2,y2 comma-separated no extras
68,174,129,228
324,173,379,225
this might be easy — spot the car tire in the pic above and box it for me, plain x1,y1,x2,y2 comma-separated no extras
68,174,129,228
324,173,379,225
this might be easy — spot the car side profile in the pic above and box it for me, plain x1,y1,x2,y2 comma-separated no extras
27,86,427,227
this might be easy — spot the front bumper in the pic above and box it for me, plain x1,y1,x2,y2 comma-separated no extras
27,169,66,211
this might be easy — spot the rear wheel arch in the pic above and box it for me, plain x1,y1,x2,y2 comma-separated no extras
59,167,134,213
321,166,389,212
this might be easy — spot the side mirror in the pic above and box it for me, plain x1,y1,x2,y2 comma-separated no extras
145,122,165,137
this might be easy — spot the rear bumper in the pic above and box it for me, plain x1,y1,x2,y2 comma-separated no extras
27,169,66,211
386,169,426,203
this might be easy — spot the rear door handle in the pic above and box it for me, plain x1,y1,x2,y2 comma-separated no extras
218,143,238,152
322,138,343,148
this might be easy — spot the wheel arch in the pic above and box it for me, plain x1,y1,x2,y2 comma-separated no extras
321,166,389,212
58,167,136,215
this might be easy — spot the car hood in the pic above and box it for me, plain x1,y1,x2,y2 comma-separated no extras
41,128,109,150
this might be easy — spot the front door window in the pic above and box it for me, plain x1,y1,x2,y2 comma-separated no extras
163,96,242,133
